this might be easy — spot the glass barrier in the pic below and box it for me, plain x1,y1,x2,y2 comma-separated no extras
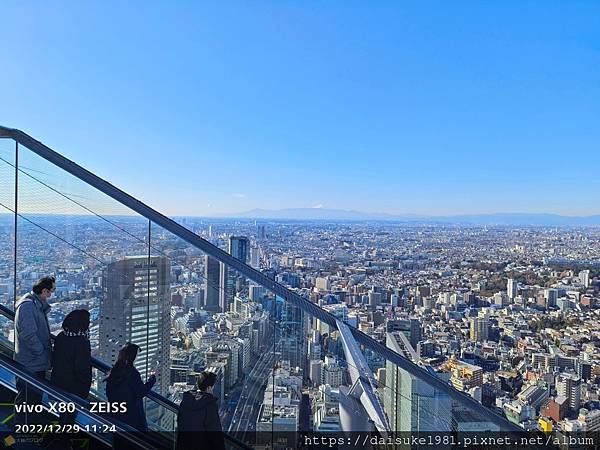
0,130,525,450
0,313,13,351
15,144,151,397
148,221,282,448
336,309,504,434
0,139,15,312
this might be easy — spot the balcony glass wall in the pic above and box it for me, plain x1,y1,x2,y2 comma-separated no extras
0,132,519,450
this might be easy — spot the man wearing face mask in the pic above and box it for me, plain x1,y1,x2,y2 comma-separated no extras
13,276,55,426
176,370,225,450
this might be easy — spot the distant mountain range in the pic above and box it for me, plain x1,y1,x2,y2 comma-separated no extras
224,208,600,225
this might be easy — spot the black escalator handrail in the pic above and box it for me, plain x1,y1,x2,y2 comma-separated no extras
0,351,156,449
0,304,172,409
0,126,520,432
0,304,253,450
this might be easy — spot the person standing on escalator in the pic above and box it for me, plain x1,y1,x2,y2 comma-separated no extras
176,371,225,450
50,310,92,420
43,309,92,450
13,276,55,427
105,342,156,431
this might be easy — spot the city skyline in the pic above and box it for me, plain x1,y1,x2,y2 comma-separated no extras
3,209,600,225
2,1,600,443
2,1,599,216
2,124,600,438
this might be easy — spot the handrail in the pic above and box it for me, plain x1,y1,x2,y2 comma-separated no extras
0,304,253,450
0,351,155,449
0,125,520,431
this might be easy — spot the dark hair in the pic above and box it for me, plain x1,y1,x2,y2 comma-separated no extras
32,276,56,295
105,343,140,384
62,309,90,333
197,371,217,391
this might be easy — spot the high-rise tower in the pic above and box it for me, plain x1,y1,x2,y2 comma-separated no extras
507,278,518,299
204,255,221,312
219,236,249,312
99,256,171,395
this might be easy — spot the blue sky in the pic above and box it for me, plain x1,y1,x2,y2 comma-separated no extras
1,1,599,216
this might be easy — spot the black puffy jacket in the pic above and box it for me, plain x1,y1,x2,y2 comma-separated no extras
50,331,92,398
176,390,225,450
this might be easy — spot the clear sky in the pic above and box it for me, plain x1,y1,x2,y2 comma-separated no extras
1,1,599,217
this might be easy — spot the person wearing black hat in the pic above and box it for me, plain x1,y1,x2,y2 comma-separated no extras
47,309,91,450
176,370,225,450
50,309,92,405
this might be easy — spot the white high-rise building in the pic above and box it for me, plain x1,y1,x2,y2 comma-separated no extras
507,278,518,299
579,270,590,288
322,356,343,388
309,360,323,387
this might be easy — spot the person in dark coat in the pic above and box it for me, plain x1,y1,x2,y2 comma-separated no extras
13,276,55,428
51,310,92,400
176,371,225,450
105,342,156,432
46,309,91,449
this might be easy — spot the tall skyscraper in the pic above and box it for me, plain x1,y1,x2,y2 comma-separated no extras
257,224,266,240
507,278,518,299
99,256,171,394
250,245,260,268
545,288,559,307
470,317,489,342
204,255,221,312
368,290,382,308
279,296,308,373
219,236,249,312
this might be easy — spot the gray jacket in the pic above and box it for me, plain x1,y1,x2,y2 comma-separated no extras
14,292,52,372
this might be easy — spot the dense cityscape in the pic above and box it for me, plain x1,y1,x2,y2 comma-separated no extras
1,213,599,443
2,2,598,448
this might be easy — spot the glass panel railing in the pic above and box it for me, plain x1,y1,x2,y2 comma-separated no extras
336,307,508,433
229,284,276,448
15,144,151,396
0,138,15,313
0,138,254,448
1,128,526,450
149,221,276,448
0,308,14,353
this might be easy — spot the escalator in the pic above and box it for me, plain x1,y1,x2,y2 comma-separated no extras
0,305,252,450
0,347,157,449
